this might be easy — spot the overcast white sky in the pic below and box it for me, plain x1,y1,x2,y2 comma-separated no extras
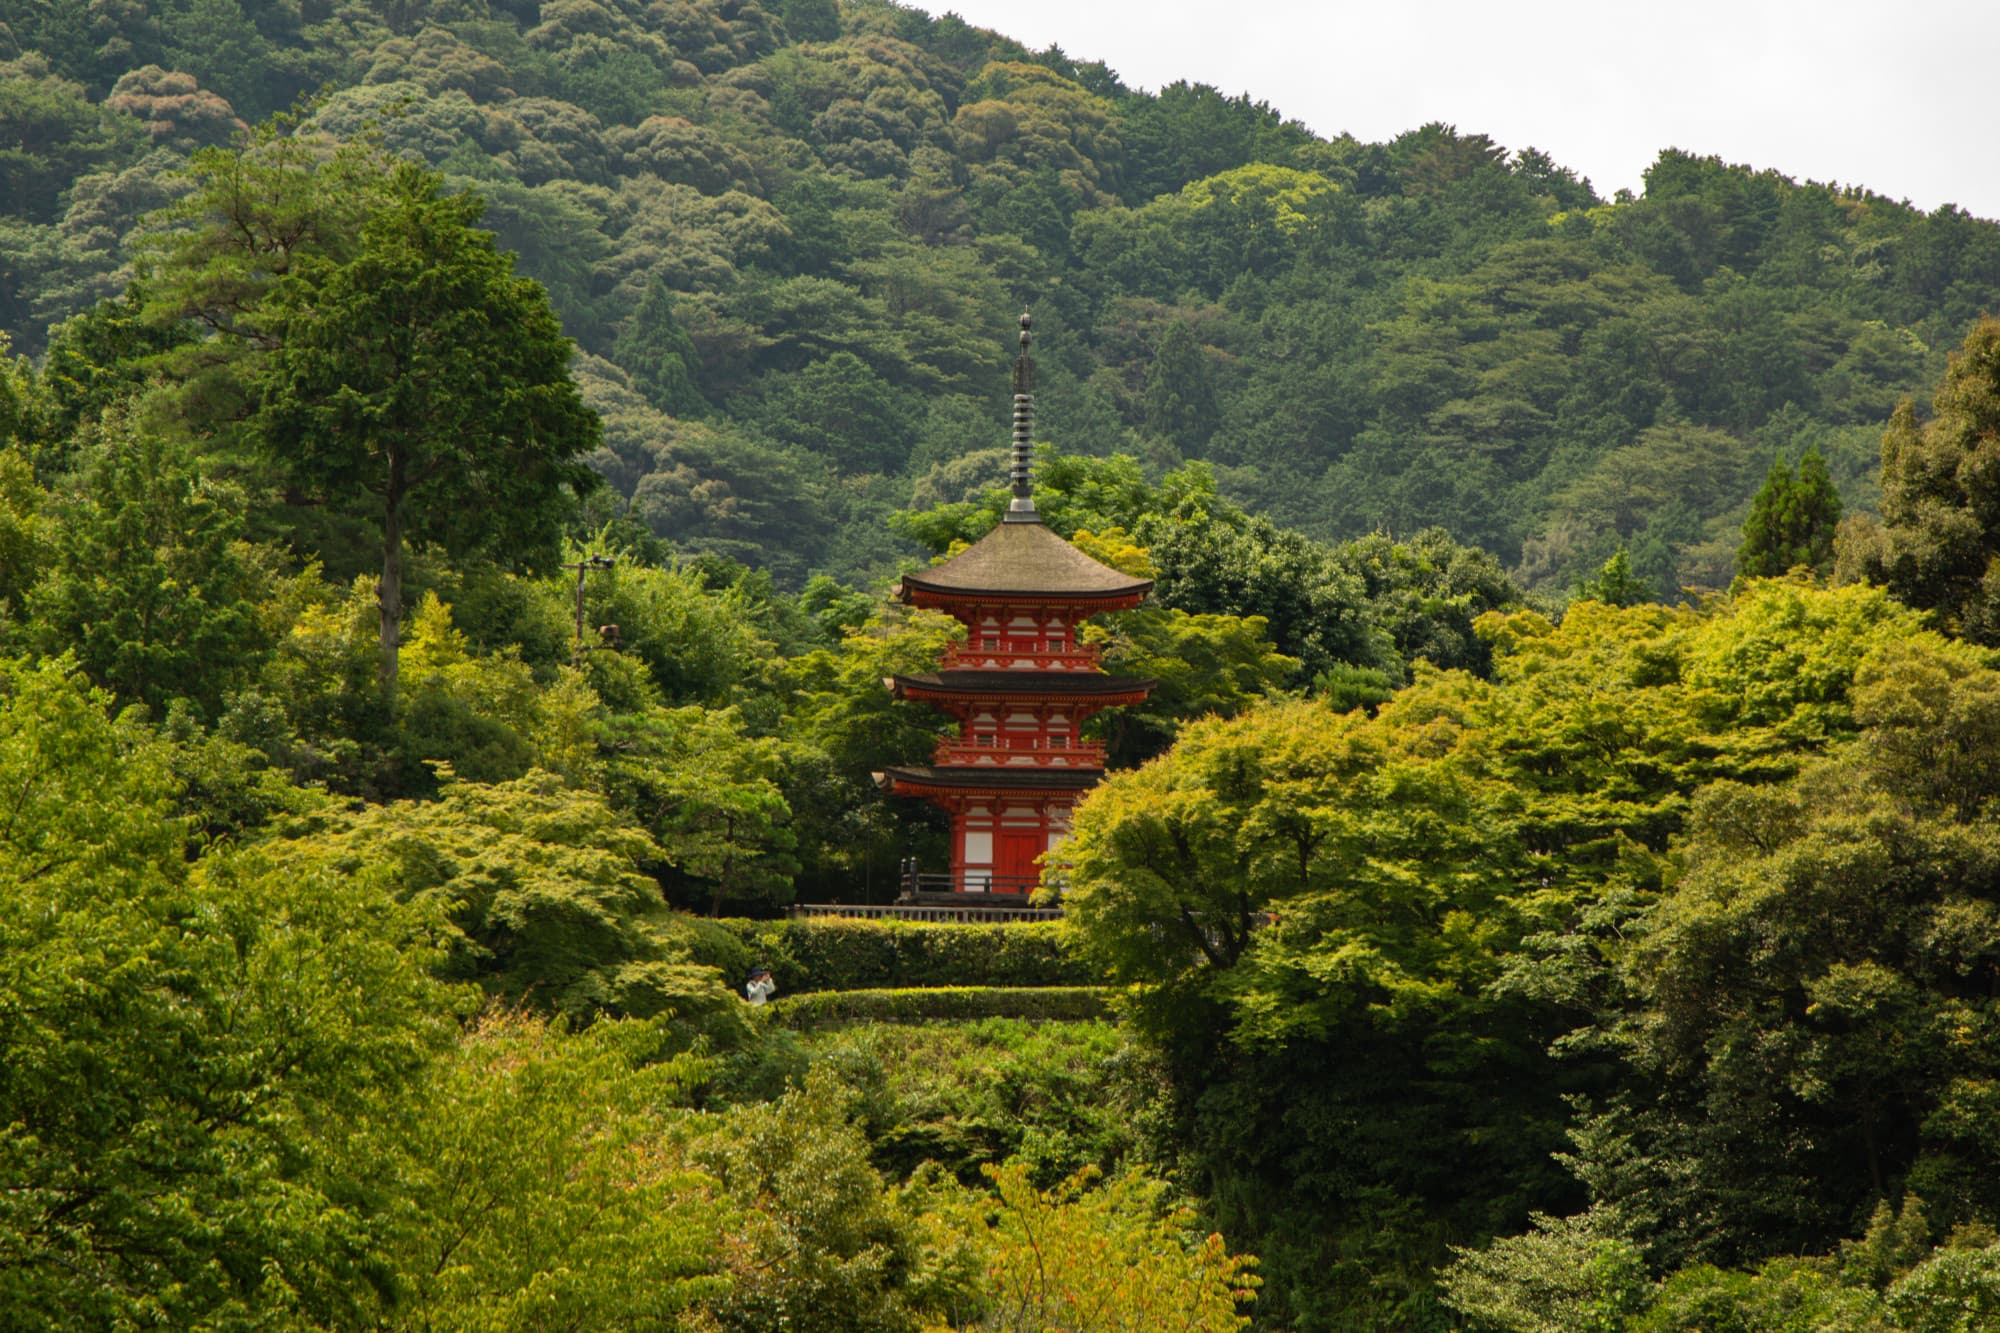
916,0,1999,220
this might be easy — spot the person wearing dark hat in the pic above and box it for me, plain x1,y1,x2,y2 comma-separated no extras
744,965,776,1005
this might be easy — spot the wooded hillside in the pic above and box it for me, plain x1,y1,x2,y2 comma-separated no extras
6,0,1997,594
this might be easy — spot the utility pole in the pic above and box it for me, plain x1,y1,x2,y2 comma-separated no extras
565,553,615,665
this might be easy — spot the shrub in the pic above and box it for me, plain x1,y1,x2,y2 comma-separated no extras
767,986,1112,1028
695,918,1094,993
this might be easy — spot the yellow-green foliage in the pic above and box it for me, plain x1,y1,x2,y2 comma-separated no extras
264,768,746,1028
1173,162,1340,236
370,1011,729,1330
920,1161,1259,1332
1066,579,1946,1045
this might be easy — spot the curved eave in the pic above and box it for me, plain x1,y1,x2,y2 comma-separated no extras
888,672,1157,706
873,765,1103,796
898,582,1151,612
895,519,1155,604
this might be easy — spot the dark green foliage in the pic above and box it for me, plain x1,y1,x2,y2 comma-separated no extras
781,0,842,42
687,1070,971,1333
1118,81,1316,204
1143,502,1393,679
767,985,1112,1027
746,350,921,474
1335,525,1523,674
0,446,48,628
701,917,1092,992
1060,582,1948,1330
0,54,140,224
36,291,199,449
1584,640,2000,1265
1143,319,1220,448
159,0,271,122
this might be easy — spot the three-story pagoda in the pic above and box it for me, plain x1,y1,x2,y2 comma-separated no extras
876,314,1154,901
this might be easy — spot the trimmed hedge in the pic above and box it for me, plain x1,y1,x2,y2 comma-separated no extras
765,986,1112,1028
696,917,1094,994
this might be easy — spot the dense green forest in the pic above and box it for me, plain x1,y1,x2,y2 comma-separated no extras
9,1,2000,1331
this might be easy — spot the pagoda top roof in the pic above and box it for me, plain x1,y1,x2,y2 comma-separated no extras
900,520,1153,602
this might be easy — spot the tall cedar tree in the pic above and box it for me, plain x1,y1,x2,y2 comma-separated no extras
1735,448,1841,578
611,276,706,417
255,163,599,694
1576,545,1652,606
1837,317,2000,642
1143,319,1221,448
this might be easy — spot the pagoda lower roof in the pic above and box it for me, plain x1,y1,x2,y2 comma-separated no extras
873,765,1102,793
889,671,1156,700
899,519,1153,602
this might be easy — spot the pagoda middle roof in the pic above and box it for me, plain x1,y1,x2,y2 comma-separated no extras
875,765,1103,792
900,520,1153,601
890,671,1156,698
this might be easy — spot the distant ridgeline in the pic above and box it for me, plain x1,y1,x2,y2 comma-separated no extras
7,0,1998,591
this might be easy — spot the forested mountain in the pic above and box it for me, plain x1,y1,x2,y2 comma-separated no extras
6,0,1998,595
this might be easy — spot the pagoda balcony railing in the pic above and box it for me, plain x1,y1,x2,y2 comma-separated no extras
932,739,1107,767
897,867,1056,900
792,901,1063,922
939,643,1102,672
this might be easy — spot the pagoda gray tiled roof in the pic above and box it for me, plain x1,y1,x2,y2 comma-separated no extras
874,765,1102,791
900,520,1153,600
889,671,1156,697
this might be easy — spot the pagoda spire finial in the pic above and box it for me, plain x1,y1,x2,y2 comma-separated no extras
1004,310,1040,524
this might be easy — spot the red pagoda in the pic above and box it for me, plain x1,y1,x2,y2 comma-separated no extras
876,314,1154,903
